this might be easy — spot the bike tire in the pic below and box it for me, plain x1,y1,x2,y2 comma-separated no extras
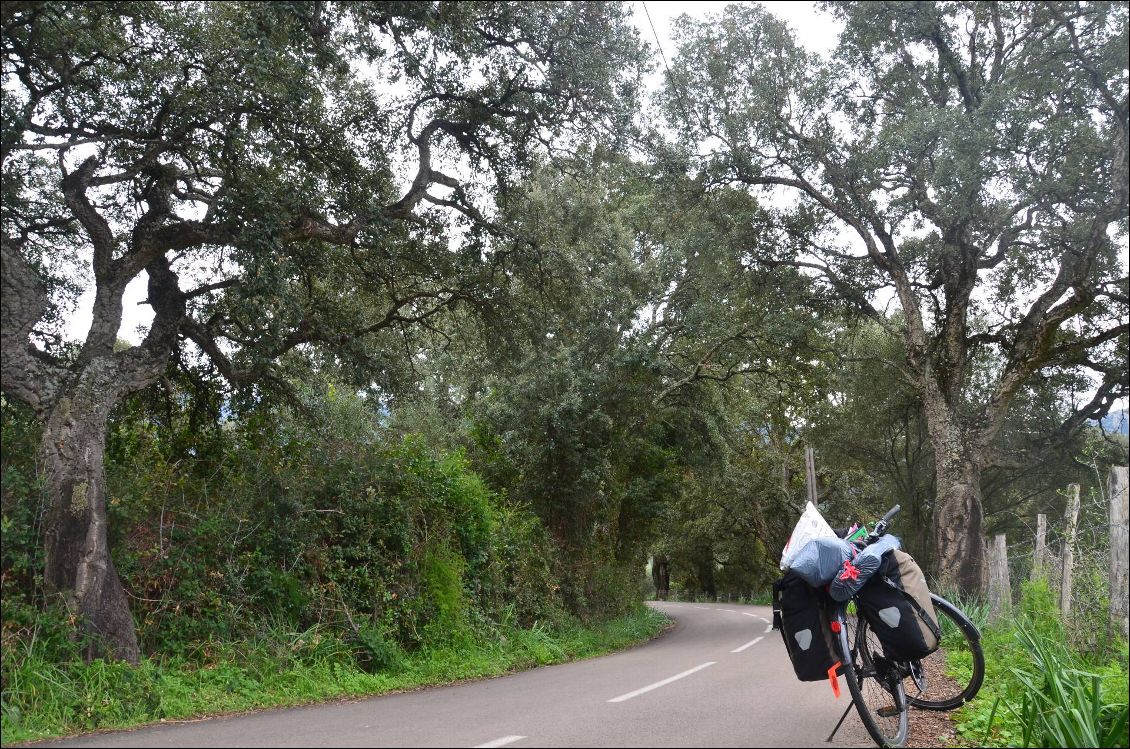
903,593,984,710
834,602,909,747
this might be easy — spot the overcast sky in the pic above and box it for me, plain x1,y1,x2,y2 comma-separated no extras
632,0,841,58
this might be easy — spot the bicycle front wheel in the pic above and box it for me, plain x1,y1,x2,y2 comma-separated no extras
834,601,909,747
903,593,984,710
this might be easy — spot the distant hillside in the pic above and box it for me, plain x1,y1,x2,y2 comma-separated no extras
1098,409,1129,436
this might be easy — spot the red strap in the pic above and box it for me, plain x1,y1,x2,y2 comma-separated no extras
838,560,860,581
828,661,842,698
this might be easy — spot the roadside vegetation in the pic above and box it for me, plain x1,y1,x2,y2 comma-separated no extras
1,602,666,743
952,580,1128,749
1,391,669,743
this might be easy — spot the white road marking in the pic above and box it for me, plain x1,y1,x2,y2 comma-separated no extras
742,612,759,618
731,636,765,653
474,736,527,748
607,662,717,703
764,623,773,633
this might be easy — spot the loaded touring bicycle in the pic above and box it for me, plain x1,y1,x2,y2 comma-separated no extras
773,504,985,747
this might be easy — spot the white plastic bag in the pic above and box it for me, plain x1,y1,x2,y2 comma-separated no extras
780,501,836,571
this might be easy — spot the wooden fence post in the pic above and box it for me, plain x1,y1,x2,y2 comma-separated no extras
1033,513,1047,581
804,446,818,507
1110,467,1129,638
988,533,1011,620
1060,483,1081,616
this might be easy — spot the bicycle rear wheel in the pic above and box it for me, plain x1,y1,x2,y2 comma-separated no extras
834,602,909,747
903,594,984,710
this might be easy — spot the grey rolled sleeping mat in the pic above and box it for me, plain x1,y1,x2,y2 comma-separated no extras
828,533,900,601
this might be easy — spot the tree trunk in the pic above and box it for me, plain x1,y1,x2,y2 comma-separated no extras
927,408,988,595
652,555,670,601
40,376,139,664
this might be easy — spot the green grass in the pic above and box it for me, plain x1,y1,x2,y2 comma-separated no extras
0,606,669,745
948,580,1129,748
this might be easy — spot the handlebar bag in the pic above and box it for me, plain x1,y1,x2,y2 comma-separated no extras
856,550,941,660
772,571,840,682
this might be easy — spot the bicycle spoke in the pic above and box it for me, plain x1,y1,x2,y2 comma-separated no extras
904,595,985,711
839,605,908,746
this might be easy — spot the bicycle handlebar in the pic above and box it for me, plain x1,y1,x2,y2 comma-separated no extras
879,504,901,526
857,504,901,547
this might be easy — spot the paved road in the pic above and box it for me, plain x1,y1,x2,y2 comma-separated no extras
31,602,873,747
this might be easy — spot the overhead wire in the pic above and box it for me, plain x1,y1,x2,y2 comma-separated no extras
639,1,703,133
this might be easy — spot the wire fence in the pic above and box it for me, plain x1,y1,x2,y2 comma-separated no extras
987,467,1129,654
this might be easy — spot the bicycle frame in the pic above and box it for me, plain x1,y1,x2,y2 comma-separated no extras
827,597,911,745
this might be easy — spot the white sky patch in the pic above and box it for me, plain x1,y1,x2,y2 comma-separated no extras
631,1,842,60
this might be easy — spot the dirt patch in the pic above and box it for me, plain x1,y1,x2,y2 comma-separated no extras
906,649,967,748
908,706,961,747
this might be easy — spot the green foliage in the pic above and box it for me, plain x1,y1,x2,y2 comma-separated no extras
420,544,470,647
0,399,45,614
665,0,1129,595
350,621,403,674
954,579,1129,748
2,384,574,657
3,4,1127,742
4,376,670,734
1008,627,1129,748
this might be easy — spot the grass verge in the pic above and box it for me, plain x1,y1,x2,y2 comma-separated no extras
1,606,669,745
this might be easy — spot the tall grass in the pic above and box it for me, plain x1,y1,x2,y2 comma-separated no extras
1006,626,1129,748
952,579,1129,748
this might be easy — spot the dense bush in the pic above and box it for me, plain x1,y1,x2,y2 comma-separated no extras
4,380,673,740
0,385,597,666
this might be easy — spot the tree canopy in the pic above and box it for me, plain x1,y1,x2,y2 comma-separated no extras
1,0,648,662
1,0,1126,667
663,0,1128,590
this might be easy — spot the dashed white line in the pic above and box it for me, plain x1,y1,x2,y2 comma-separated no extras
731,636,765,653
763,623,773,634
607,662,717,703
474,736,526,748
742,612,759,618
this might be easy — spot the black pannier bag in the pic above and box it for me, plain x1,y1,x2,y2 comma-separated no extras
855,549,941,660
772,571,840,682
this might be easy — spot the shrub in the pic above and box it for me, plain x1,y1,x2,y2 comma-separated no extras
958,578,1130,748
